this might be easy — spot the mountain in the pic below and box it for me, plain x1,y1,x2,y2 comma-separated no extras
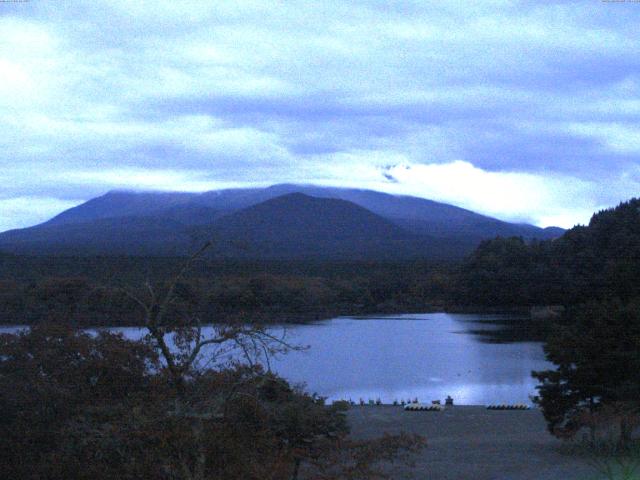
193,184,561,242
0,217,192,256
194,193,470,260
34,184,562,238
0,185,564,259
44,191,195,226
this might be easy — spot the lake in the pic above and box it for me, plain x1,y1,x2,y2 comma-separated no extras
271,313,550,405
0,313,550,405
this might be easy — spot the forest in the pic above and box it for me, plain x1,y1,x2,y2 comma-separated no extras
453,199,640,456
0,288,425,479
452,198,640,307
0,255,452,327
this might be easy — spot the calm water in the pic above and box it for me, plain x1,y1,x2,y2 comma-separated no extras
0,313,551,405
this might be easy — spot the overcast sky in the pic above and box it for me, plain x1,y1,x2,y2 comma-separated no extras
2,1,640,231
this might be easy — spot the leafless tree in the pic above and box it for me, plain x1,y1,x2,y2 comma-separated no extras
124,241,300,397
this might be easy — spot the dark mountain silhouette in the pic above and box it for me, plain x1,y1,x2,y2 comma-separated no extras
34,184,562,237
195,193,469,260
241,185,560,242
44,191,195,226
0,184,564,259
0,217,194,256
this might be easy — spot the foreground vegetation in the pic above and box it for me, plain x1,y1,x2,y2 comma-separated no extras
0,246,424,479
533,299,640,455
0,323,426,479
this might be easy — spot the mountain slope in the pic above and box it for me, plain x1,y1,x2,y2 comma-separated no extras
0,184,564,259
196,193,457,260
43,191,195,226
0,217,195,256
0,193,472,259
249,185,562,241
33,184,562,241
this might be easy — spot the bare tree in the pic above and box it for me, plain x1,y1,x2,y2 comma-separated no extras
120,242,308,479
124,241,298,397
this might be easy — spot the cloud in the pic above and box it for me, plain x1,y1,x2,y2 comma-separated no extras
62,167,252,193
1,1,640,231
379,161,598,228
264,152,639,228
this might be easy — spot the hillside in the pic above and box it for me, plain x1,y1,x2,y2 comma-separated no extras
453,198,640,306
0,216,195,256
37,185,562,240
196,193,470,260
44,191,195,226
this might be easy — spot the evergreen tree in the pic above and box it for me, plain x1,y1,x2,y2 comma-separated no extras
532,300,640,446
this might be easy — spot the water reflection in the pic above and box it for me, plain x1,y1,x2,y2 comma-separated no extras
0,313,551,405
265,313,550,405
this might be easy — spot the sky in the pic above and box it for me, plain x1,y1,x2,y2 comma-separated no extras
1,0,640,232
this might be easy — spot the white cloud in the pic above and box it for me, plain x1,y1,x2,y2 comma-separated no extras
270,153,621,228
298,158,611,228
379,161,599,227
62,168,247,192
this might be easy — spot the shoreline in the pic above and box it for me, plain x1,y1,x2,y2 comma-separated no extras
0,305,539,329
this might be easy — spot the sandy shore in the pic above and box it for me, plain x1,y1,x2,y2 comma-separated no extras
346,405,602,480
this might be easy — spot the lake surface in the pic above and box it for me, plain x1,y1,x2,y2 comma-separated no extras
273,313,550,405
1,313,551,405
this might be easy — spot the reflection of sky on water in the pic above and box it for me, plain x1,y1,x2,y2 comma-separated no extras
0,313,552,405
266,314,551,405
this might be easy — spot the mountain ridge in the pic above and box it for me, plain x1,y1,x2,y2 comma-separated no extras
0,185,564,260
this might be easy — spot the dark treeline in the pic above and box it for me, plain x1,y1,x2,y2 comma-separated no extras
0,255,453,326
452,198,640,307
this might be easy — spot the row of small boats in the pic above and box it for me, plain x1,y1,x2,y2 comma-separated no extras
402,403,531,411
403,403,444,411
486,404,530,410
